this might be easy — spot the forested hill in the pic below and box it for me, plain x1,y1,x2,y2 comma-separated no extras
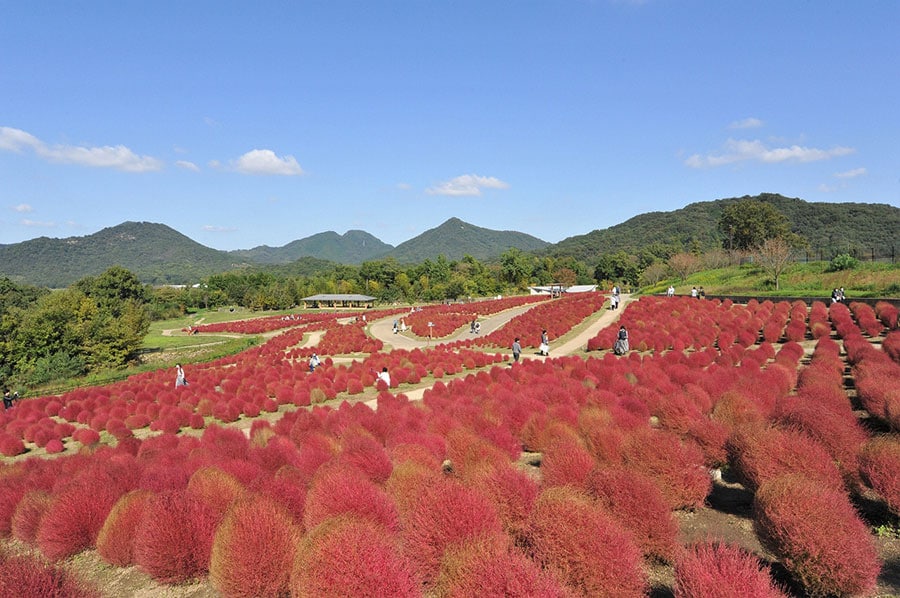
229,230,393,265
388,217,550,263
0,222,247,288
546,193,900,263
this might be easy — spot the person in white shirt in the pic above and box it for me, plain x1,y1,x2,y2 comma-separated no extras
377,367,391,386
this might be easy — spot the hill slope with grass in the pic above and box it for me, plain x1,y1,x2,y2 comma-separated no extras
229,230,393,264
388,217,550,263
547,193,900,264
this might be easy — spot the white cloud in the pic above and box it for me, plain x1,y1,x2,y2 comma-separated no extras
0,126,163,172
818,183,837,193
728,117,764,130
232,149,304,176
22,218,56,227
12,203,33,213
834,167,867,179
176,160,200,172
426,174,510,196
685,138,855,168
202,225,237,232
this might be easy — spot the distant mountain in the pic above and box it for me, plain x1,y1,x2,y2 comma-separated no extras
229,230,393,265
387,217,550,263
547,193,900,263
0,222,248,288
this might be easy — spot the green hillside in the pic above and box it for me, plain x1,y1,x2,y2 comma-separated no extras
388,217,550,263
229,230,393,264
548,193,900,263
0,222,248,287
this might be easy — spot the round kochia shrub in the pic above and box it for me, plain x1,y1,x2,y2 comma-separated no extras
859,435,900,516
209,494,299,598
96,490,154,567
433,534,567,598
133,490,219,583
0,548,100,598
526,486,646,597
36,479,123,560
586,466,680,562
402,477,503,582
291,515,419,597
11,490,53,545
674,541,787,598
753,474,880,597
303,464,400,532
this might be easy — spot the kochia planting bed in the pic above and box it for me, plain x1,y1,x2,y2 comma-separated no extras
1,294,899,596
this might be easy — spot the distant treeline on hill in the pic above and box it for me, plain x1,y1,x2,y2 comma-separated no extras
0,193,897,287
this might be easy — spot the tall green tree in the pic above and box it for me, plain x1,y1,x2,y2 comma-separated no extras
718,200,791,251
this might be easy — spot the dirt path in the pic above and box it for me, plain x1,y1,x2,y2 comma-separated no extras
366,295,631,357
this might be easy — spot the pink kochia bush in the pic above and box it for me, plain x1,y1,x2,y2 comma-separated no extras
209,494,299,598
0,546,100,598
133,490,220,584
526,486,647,597
291,516,420,597
433,534,567,598
96,490,154,567
859,435,900,516
586,466,680,562
674,541,787,598
303,463,400,532
401,477,504,583
753,474,880,597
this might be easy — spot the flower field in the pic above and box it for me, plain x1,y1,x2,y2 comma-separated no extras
1,292,899,596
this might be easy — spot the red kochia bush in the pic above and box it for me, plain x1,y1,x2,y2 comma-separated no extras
754,474,880,597
539,439,596,490
36,480,123,560
303,464,400,532
674,541,787,598
402,478,503,582
209,494,299,598
0,549,100,598
586,467,680,562
133,490,219,583
433,534,567,598
526,486,646,597
291,516,419,597
96,490,154,566
621,429,711,510
859,436,900,516
11,490,52,545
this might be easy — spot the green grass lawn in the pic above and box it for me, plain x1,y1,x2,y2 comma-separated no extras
644,260,900,299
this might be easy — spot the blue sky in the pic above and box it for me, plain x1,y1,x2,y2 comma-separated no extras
2,1,898,251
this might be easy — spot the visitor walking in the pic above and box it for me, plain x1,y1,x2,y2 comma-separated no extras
539,329,549,356
175,364,188,387
512,338,522,363
614,326,629,355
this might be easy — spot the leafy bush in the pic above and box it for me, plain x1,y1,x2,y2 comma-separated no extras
674,541,787,598
209,494,299,598
754,474,880,597
827,253,859,272
25,351,87,386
